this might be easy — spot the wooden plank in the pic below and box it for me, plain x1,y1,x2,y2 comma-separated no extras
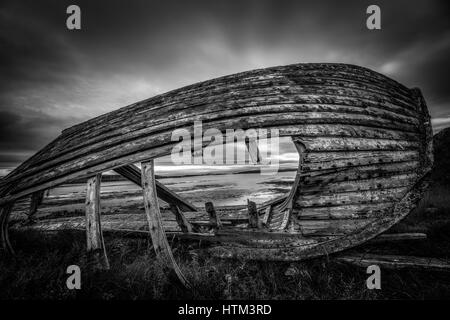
169,204,194,233
301,173,417,195
294,202,394,219
205,202,222,230
113,164,197,212
296,186,410,208
261,206,272,226
85,174,109,270
336,254,450,271
300,161,420,188
245,137,261,164
0,203,15,255
303,150,419,171
369,233,427,243
247,200,260,228
28,190,45,221
300,137,419,152
298,218,374,236
141,160,190,288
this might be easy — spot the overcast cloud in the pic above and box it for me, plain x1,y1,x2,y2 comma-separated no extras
0,0,449,170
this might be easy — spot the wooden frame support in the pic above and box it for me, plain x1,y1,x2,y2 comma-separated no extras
245,136,261,164
141,160,190,288
169,204,194,233
114,164,197,212
205,201,222,231
85,174,109,270
0,203,15,255
247,200,261,228
336,254,450,271
28,190,45,222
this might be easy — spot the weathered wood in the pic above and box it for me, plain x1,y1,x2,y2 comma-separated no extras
0,63,427,201
28,190,45,222
301,161,420,189
205,202,222,231
141,160,190,288
247,200,260,228
294,202,394,219
245,137,261,164
169,204,194,233
303,150,419,171
207,173,431,261
336,254,450,271
0,63,433,264
297,186,410,207
0,203,15,255
113,164,197,212
85,174,109,270
298,218,375,236
261,206,272,226
368,232,427,243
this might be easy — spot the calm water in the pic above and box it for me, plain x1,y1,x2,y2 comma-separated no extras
50,172,296,207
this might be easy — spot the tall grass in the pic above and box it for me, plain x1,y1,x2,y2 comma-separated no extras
1,224,450,299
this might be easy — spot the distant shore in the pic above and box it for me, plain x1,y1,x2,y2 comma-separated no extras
55,167,298,184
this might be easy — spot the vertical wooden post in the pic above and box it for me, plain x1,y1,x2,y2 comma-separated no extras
85,174,109,270
262,205,271,227
141,160,190,288
247,200,261,228
169,204,194,233
0,203,15,255
205,201,222,230
245,137,261,164
28,190,44,223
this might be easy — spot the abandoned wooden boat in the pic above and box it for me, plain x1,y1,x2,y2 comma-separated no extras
0,63,433,285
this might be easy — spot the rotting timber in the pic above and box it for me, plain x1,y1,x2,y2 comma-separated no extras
0,63,433,285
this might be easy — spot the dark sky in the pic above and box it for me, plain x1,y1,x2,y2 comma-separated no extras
1,0,449,171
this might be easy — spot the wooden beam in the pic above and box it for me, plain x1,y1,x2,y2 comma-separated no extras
169,204,194,233
0,203,15,255
28,190,45,222
369,232,427,244
113,164,197,212
261,205,271,226
247,200,260,228
85,174,109,270
245,137,261,164
336,254,450,272
141,160,190,288
205,201,222,230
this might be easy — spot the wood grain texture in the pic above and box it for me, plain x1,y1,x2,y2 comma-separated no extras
85,174,109,270
207,173,431,261
336,254,450,271
28,190,44,220
0,63,433,262
141,160,190,288
0,203,14,255
0,63,428,204
113,164,197,212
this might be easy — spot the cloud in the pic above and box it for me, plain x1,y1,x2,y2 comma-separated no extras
0,0,449,169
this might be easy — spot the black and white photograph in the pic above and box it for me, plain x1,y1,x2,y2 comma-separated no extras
0,0,450,307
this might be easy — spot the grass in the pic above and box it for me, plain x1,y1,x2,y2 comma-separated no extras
0,184,449,300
